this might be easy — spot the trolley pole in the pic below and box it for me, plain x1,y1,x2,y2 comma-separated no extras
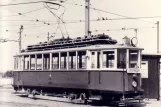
157,21,159,53
19,25,23,53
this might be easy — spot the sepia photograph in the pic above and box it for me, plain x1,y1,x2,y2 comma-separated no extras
0,0,161,107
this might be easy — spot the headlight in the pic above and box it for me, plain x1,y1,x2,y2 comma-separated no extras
132,81,137,87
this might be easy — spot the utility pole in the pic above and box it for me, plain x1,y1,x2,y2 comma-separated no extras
19,25,23,52
85,0,90,36
157,21,159,53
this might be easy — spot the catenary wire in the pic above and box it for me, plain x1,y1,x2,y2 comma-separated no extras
60,1,156,24
0,0,58,7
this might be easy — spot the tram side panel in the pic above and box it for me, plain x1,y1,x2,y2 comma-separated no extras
89,71,142,93
13,71,89,89
88,71,127,92
13,70,132,92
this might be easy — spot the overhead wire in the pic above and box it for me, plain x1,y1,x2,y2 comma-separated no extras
7,26,156,36
1,18,157,32
2,14,160,30
0,23,48,28
3,8,43,23
1,25,156,44
0,4,56,31
1,15,161,24
22,7,46,15
1,0,159,25
0,0,58,7
89,3,103,18
0,6,46,19
1,0,158,40
92,26,156,33
60,1,156,24
5,24,51,32
5,8,48,23
90,7,155,24
107,16,161,20
0,4,60,27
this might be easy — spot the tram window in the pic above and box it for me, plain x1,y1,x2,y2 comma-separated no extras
36,54,42,70
102,51,115,68
52,53,59,69
117,49,126,68
24,56,29,70
60,52,67,69
129,50,139,68
43,54,50,70
18,56,23,70
31,55,35,70
69,52,76,69
78,51,86,69
91,52,95,68
91,51,101,69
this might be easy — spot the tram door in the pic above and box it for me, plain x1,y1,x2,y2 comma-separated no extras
89,51,101,89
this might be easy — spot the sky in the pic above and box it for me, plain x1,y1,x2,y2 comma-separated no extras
0,0,161,72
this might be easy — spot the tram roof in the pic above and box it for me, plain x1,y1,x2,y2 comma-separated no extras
14,44,143,56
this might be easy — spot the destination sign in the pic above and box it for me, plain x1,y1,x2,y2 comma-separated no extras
127,68,141,73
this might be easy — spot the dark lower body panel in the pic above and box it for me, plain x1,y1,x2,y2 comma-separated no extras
13,70,143,101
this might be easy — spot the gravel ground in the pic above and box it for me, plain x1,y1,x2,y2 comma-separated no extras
0,85,161,107
0,86,90,107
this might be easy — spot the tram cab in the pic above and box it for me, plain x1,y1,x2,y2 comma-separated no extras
86,45,142,71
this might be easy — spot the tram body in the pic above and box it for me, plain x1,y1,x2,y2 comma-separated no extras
13,34,143,101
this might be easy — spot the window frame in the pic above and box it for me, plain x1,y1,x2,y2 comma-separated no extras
14,48,142,72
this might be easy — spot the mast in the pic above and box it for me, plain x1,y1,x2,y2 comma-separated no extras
19,25,23,52
85,0,90,36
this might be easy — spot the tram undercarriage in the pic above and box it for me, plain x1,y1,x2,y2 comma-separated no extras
13,85,143,106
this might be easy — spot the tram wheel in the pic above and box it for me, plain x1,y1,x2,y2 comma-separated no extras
79,93,88,104
26,89,31,97
32,89,36,97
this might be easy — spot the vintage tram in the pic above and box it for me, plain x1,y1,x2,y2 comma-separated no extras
13,34,143,103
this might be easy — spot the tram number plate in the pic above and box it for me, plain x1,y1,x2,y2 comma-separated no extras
127,68,140,73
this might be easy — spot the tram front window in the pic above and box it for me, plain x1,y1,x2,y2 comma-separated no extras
129,50,139,68
117,49,126,68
